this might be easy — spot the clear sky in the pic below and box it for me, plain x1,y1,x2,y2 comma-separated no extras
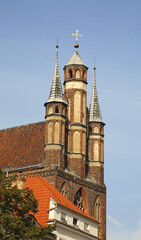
0,1,141,239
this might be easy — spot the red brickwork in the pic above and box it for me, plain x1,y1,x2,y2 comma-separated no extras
0,54,106,239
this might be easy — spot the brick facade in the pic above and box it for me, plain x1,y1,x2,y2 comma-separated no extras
0,46,106,239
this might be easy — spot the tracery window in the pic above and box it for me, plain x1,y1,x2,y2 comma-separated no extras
74,188,84,212
25,214,38,226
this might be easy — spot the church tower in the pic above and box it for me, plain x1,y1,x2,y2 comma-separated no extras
63,43,88,178
88,66,105,186
44,45,67,170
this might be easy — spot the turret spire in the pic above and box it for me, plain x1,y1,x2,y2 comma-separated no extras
89,66,103,122
46,45,65,104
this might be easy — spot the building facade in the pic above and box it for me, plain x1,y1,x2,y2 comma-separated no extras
0,40,106,239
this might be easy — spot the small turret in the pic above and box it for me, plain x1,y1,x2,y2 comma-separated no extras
87,66,105,186
89,66,104,123
44,46,67,170
45,45,66,105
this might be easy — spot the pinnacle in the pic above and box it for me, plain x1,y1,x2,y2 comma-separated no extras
89,67,104,123
46,46,65,104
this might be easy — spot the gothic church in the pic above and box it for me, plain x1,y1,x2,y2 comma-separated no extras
0,37,106,240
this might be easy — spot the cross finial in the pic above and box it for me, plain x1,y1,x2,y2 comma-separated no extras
72,30,83,43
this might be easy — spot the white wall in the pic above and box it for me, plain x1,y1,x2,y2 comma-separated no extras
48,198,99,240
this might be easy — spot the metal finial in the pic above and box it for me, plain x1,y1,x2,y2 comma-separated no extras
72,30,83,48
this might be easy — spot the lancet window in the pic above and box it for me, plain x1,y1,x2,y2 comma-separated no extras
94,196,100,221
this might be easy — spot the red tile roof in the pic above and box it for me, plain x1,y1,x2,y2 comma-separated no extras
25,176,98,226
0,122,45,170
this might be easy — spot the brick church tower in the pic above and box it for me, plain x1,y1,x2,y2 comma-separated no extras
0,36,106,240
44,42,106,240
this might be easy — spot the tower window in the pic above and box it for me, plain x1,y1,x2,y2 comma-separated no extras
55,106,59,113
69,70,72,78
75,70,80,78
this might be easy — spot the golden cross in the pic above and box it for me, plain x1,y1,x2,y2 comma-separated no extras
72,30,83,42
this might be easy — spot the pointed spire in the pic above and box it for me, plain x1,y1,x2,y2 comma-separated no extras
46,45,65,104
89,66,104,123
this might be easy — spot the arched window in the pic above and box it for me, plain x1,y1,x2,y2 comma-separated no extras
76,70,80,78
55,106,59,113
73,131,80,153
74,188,84,212
69,70,72,78
60,182,67,197
25,214,39,227
94,196,100,221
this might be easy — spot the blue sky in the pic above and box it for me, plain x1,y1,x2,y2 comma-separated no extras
0,1,141,239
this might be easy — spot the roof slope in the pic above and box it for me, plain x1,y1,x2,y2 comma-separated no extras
66,49,86,66
25,176,98,226
0,122,45,170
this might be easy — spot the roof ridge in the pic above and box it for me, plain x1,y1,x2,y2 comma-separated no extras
0,121,45,132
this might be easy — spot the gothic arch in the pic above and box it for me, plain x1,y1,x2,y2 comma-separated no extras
54,121,59,143
94,195,100,221
69,69,73,78
60,181,67,197
55,106,59,113
48,122,52,143
75,69,80,78
73,131,80,153
74,187,88,213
